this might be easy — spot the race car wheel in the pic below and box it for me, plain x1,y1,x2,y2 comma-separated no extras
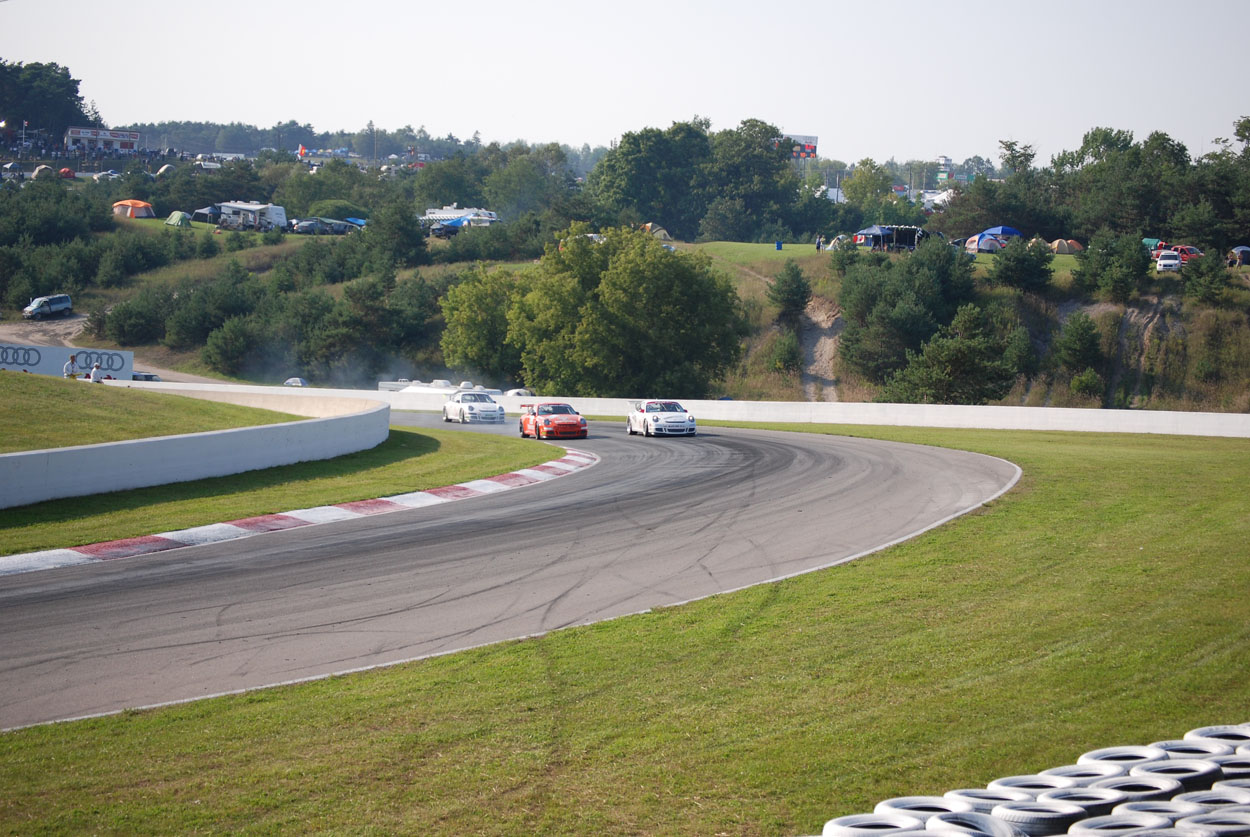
626,420,634,435
519,422,527,437
459,410,468,424
534,426,543,440
643,421,652,437
443,412,452,422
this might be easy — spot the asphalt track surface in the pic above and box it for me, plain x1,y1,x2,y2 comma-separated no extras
0,418,1019,729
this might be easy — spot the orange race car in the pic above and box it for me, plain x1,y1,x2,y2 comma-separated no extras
519,402,588,440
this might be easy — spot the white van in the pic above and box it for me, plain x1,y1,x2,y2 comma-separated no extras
22,294,73,320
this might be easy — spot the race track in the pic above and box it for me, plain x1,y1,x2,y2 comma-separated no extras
0,419,1018,729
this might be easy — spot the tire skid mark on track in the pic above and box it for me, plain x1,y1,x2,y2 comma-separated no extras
0,448,600,578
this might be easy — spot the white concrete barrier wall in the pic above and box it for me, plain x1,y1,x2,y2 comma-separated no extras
129,382,1250,438
0,390,389,510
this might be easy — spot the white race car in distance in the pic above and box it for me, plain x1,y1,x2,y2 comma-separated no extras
442,390,506,423
626,400,697,437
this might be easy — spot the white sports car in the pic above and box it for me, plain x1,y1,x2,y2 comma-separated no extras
442,390,506,424
626,400,697,437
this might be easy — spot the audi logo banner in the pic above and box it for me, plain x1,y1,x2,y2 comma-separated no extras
0,343,133,380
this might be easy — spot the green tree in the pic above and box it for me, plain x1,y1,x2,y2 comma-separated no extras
878,304,1015,404
1073,230,1148,302
1053,311,1102,373
987,236,1054,293
1182,254,1229,305
767,259,811,322
841,158,894,210
360,200,429,269
0,60,92,138
439,266,523,383
507,226,745,396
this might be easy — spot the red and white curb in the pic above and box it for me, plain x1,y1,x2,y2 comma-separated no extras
0,448,599,578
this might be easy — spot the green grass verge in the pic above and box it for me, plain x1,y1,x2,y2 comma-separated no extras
2,424,1247,835
0,374,300,453
0,424,557,556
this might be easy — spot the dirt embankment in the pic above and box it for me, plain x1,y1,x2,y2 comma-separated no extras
0,315,220,383
799,296,843,402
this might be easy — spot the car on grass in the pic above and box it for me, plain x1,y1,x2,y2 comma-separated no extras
1155,250,1183,272
520,402,588,440
626,400,697,437
442,390,505,423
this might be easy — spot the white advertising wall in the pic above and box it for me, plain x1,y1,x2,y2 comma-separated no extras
0,393,389,510
0,343,133,381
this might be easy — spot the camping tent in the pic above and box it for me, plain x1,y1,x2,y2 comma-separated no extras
156,164,176,177
641,222,672,240
980,225,1023,238
1229,245,1250,266
112,199,155,218
192,205,220,223
1051,238,1076,254
58,167,75,179
965,233,1007,254
1066,239,1084,252
32,164,55,180
854,225,891,248
165,211,192,228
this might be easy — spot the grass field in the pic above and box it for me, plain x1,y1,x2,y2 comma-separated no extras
3,422,1246,835
0,374,299,454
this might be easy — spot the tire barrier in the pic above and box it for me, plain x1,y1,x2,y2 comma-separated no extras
1066,811,1172,836
987,775,1078,799
1174,812,1250,836
1039,764,1127,787
1035,788,1128,818
989,801,1087,837
814,724,1250,837
1112,799,1207,823
1130,760,1226,793
944,789,1034,814
1079,745,1169,767
1174,789,1250,812
875,798,975,819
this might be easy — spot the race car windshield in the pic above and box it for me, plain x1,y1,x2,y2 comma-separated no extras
648,402,683,412
539,404,574,415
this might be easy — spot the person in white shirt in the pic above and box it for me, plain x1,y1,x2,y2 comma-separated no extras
63,355,79,378
89,362,103,383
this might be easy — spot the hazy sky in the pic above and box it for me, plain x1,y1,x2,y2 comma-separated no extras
3,0,1245,166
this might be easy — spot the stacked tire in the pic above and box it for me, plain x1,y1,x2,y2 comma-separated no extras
814,723,1250,837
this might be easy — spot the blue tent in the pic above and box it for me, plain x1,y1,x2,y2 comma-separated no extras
345,217,367,227
856,225,893,237
981,225,1023,238
443,215,476,228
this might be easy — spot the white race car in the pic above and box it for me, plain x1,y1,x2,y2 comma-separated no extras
625,400,697,437
442,390,506,424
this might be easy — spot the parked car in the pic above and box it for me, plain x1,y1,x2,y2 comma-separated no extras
442,390,505,424
1155,250,1183,272
1152,243,1204,263
293,218,331,235
22,294,73,320
131,371,162,382
625,400,697,437
519,402,588,440
283,377,309,387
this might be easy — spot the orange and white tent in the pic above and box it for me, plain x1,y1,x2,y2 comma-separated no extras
112,199,155,218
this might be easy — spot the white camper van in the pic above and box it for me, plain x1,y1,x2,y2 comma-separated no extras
217,201,288,232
